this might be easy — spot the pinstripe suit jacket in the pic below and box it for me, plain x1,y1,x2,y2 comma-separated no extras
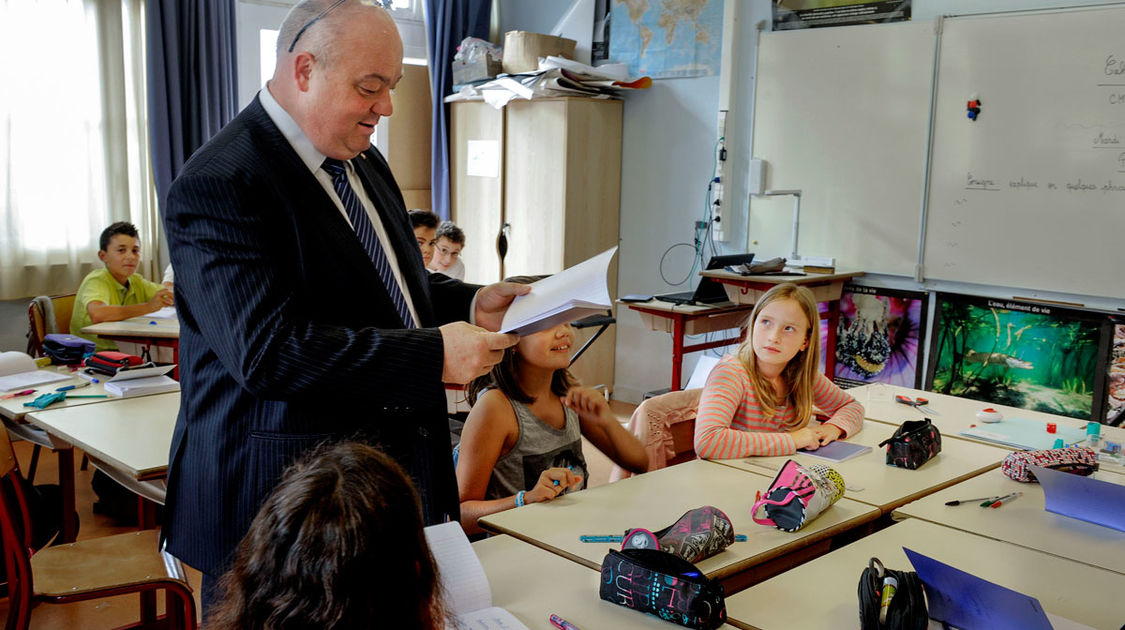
161,97,477,576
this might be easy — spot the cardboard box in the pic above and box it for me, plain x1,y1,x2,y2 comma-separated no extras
502,31,576,74
451,56,503,85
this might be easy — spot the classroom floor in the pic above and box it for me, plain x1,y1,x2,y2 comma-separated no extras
0,400,638,628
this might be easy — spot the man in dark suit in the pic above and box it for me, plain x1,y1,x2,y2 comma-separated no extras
161,0,526,599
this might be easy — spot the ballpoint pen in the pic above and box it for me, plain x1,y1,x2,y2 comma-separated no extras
945,495,1001,506
56,382,92,392
988,491,1022,508
1,389,36,400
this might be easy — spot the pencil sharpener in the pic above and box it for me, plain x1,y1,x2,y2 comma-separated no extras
976,408,1002,423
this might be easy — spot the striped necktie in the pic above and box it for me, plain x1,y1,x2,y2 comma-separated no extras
322,158,416,328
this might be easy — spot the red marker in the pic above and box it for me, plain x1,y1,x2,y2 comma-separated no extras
1,389,35,400
988,491,1022,508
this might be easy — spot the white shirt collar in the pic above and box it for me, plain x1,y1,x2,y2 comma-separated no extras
259,83,328,175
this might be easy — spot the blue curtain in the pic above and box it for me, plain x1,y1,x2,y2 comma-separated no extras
424,0,491,220
145,0,239,212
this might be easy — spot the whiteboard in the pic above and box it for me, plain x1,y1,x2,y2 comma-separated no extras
750,21,936,276
924,6,1125,298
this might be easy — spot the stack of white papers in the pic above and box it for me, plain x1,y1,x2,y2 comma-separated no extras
500,247,617,336
105,374,180,397
424,522,528,630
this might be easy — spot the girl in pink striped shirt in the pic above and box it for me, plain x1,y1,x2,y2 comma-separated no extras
694,283,864,459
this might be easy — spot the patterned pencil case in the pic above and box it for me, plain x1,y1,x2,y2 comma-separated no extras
878,419,941,470
599,548,726,630
1001,446,1098,482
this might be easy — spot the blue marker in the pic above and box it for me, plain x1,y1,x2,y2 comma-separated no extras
581,534,747,543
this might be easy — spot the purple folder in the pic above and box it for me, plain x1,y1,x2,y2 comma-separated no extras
904,547,1051,630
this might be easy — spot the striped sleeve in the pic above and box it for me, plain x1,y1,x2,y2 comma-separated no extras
812,373,864,437
693,357,796,460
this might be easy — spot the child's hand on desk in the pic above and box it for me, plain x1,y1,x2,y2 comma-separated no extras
811,423,843,446
148,288,174,309
560,387,613,425
527,467,583,504
790,427,821,450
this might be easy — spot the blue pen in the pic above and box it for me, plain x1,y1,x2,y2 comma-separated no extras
55,382,91,392
580,534,748,543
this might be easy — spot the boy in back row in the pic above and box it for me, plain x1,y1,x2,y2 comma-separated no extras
429,221,466,281
71,221,173,350
409,211,468,281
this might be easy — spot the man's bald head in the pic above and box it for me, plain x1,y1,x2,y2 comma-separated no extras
269,0,404,159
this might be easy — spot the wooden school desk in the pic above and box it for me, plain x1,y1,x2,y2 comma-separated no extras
473,534,740,629
701,267,864,378
711,422,1010,515
27,392,179,529
724,518,1125,630
894,467,1125,575
1,371,125,542
478,459,880,594
83,315,180,377
852,383,1125,475
624,300,753,390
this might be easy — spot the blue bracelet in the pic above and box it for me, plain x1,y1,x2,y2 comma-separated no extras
515,490,526,507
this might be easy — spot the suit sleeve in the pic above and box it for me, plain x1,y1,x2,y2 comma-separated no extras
165,170,446,404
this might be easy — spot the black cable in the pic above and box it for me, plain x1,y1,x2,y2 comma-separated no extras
659,242,700,286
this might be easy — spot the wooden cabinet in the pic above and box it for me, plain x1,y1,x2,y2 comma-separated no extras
451,97,622,391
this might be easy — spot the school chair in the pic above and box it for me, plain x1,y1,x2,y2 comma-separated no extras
0,430,196,630
25,294,76,358
609,387,702,482
21,293,77,484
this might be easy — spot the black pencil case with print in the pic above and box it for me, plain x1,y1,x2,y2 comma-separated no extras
599,548,726,630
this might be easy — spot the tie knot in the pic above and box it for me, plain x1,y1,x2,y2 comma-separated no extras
322,158,347,178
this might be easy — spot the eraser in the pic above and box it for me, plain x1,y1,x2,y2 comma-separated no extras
976,408,1002,423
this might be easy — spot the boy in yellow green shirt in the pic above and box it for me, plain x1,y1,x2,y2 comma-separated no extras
71,222,174,351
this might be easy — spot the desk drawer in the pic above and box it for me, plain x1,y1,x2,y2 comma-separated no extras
638,309,750,335
723,282,843,305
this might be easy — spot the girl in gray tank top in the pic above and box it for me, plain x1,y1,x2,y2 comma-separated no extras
455,320,650,535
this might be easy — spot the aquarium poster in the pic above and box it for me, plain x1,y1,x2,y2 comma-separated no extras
830,286,927,389
1108,320,1125,426
926,293,1111,422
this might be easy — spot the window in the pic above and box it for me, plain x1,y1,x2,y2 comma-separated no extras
0,0,156,298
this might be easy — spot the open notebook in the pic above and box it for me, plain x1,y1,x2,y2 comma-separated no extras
424,522,528,630
0,352,70,392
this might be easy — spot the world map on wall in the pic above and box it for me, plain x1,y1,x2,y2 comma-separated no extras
608,0,723,79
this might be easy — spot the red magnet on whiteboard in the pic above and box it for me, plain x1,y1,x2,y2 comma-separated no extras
967,96,982,121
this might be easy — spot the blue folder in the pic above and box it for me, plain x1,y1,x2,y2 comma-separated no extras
1031,464,1125,532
